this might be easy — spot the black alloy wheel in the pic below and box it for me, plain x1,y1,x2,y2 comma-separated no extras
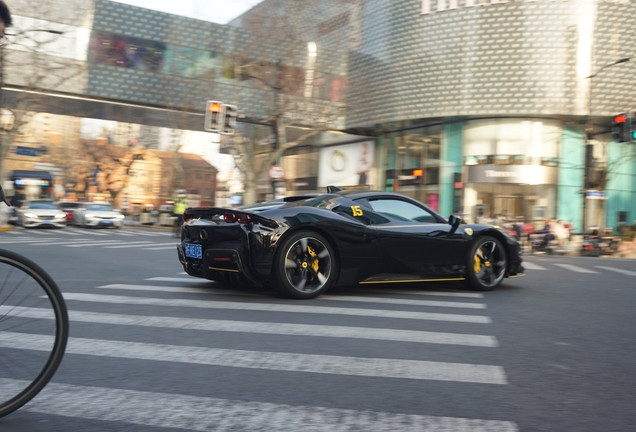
273,231,337,299
465,235,507,291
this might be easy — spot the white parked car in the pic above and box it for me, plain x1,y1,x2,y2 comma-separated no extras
18,200,67,229
74,202,125,228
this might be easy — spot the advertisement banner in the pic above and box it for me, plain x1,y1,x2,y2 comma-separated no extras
318,141,375,188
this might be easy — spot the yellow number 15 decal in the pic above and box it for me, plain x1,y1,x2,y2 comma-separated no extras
351,205,364,217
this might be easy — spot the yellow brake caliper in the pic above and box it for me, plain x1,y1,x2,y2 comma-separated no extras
307,246,319,275
474,247,482,273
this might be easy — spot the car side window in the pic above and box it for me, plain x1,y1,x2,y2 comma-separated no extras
334,205,389,225
366,198,438,223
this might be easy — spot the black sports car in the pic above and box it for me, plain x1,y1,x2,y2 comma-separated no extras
177,186,524,299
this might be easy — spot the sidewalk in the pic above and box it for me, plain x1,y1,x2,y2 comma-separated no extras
524,235,636,259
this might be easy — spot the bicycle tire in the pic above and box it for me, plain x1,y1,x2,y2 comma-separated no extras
0,248,69,418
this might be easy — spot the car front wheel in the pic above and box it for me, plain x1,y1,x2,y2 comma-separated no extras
464,235,507,291
272,231,337,299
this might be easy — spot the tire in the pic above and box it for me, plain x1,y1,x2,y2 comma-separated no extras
0,249,69,418
272,231,337,299
464,236,507,291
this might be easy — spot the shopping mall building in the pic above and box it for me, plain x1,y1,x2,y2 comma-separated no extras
3,0,636,231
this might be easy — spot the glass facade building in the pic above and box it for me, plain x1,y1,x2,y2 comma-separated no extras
3,0,636,231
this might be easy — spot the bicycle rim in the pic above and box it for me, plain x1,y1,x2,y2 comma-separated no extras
0,249,69,418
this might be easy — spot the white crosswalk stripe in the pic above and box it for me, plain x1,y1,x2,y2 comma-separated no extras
1,332,507,384
595,266,636,277
1,229,178,250
2,268,518,429
520,261,548,270
62,292,492,323
0,305,498,347
552,263,599,273
1,379,518,432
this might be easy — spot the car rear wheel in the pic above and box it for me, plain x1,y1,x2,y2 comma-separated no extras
272,231,337,299
464,235,507,291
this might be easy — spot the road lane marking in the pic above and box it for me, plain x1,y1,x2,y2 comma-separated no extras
0,238,59,244
0,305,498,347
595,266,636,277
519,261,548,270
0,379,518,431
62,293,492,323
147,276,207,282
553,264,599,273
149,277,486,298
103,241,157,248
66,240,151,247
321,295,486,309
0,332,507,384
54,230,82,235
140,245,179,250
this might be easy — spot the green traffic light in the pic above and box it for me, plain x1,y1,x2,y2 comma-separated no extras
632,130,636,140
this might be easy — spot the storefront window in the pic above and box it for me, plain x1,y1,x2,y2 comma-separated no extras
463,119,562,224
384,126,442,210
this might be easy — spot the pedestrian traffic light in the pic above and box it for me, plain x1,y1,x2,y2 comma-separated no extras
612,112,628,142
204,100,224,133
630,117,636,141
222,104,237,136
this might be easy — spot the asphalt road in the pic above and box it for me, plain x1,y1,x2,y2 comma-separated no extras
1,226,635,431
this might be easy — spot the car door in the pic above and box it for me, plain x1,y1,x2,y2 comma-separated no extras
354,197,465,276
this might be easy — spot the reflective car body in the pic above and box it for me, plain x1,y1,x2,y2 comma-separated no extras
57,201,83,225
74,202,125,228
18,200,67,228
177,188,524,299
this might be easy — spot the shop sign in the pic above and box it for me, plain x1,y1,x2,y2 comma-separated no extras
467,164,558,185
585,191,606,199
15,146,46,157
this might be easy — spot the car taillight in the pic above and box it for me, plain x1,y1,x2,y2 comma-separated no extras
182,213,191,222
223,213,251,224
237,214,251,224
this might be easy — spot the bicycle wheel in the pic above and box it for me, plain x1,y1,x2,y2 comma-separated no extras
0,248,69,418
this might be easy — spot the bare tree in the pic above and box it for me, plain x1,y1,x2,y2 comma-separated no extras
0,0,88,184
220,0,351,204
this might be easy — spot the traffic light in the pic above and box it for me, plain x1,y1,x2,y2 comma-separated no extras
222,104,237,136
612,112,629,142
630,117,636,141
204,100,224,133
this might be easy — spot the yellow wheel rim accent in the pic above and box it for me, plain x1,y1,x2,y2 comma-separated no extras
474,250,482,273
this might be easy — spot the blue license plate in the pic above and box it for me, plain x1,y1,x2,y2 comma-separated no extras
100,220,113,225
184,243,202,259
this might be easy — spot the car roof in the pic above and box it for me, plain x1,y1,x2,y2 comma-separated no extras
238,188,444,217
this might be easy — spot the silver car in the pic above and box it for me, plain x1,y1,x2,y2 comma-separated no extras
18,200,67,229
74,202,125,228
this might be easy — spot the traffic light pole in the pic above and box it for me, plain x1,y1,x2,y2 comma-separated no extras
582,57,630,234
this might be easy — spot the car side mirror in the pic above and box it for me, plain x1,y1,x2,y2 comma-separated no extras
448,214,461,235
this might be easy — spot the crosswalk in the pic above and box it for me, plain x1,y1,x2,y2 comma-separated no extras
522,259,636,276
0,226,177,250
5,273,520,431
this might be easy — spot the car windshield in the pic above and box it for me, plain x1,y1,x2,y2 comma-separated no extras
28,202,57,210
86,204,113,211
59,202,81,209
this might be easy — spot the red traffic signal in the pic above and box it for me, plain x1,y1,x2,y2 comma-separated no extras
613,114,627,124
